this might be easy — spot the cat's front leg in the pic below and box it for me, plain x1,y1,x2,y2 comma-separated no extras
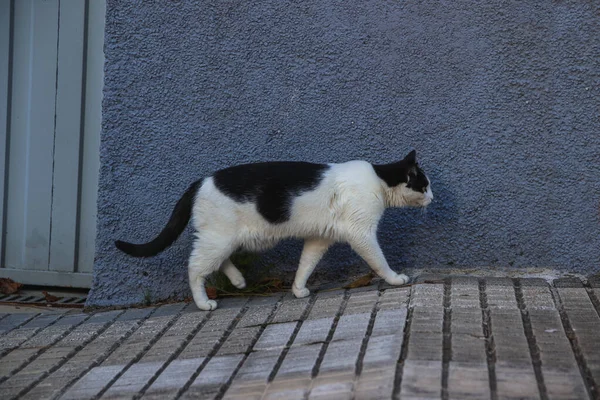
292,239,332,298
348,234,409,286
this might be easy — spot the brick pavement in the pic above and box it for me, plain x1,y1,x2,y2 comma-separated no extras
0,276,599,399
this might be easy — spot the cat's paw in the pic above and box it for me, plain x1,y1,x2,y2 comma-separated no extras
196,300,218,311
386,273,410,286
230,277,246,289
292,284,310,299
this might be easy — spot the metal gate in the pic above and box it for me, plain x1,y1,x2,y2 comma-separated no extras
0,0,105,288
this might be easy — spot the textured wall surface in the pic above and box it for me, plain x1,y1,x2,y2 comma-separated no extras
88,0,600,307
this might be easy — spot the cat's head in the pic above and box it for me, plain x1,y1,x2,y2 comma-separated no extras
374,150,433,207
401,150,433,207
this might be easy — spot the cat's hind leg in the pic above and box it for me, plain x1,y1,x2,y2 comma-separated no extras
221,259,246,289
348,234,409,286
292,239,332,298
188,238,233,311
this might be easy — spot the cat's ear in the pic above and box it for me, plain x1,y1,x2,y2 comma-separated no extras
403,150,417,165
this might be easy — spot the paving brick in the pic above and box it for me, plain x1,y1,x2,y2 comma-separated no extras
151,303,187,317
214,297,249,310
486,285,519,309
0,278,596,399
370,308,406,337
232,350,278,380
354,367,396,400
542,371,588,400
119,305,244,399
236,304,274,328
410,284,444,308
179,354,243,399
318,339,362,375
450,307,486,365
0,311,122,398
238,343,319,399
0,314,61,352
22,313,146,400
273,343,322,380
485,277,514,287
177,308,239,359
495,367,540,400
60,365,136,400
554,278,584,288
0,313,39,335
378,287,409,310
133,358,202,399
451,280,480,309
448,364,490,400
293,317,334,346
309,372,354,400
263,377,311,400
331,312,371,341
253,322,296,351
99,361,164,400
520,285,555,310
310,386,353,399
410,306,444,333
1,313,88,367
343,292,378,315
217,326,260,355
104,317,177,365
415,274,446,283
306,295,344,320
400,360,443,399
406,333,443,361
556,286,600,397
452,276,480,286
361,334,400,368
271,297,310,323
62,309,182,400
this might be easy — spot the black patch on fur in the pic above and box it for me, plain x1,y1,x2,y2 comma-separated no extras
372,162,410,187
406,166,430,193
373,150,429,192
214,162,329,224
115,179,203,257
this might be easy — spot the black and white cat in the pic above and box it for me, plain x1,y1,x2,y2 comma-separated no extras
116,150,433,310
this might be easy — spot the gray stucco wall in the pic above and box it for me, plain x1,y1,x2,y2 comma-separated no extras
88,0,600,307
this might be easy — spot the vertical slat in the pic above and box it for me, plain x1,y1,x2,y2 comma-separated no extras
77,0,104,273
49,0,86,272
0,0,13,267
4,0,33,270
5,0,59,270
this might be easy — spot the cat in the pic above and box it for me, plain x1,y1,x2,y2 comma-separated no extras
115,150,433,310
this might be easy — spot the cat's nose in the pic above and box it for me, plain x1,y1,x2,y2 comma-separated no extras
426,188,433,201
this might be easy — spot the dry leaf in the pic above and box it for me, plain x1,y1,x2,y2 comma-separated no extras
42,291,60,303
0,278,23,295
345,273,374,289
258,277,283,290
206,286,218,299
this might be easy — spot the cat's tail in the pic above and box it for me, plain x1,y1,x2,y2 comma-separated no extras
114,180,202,257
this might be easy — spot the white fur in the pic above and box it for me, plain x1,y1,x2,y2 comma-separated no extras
188,161,432,310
